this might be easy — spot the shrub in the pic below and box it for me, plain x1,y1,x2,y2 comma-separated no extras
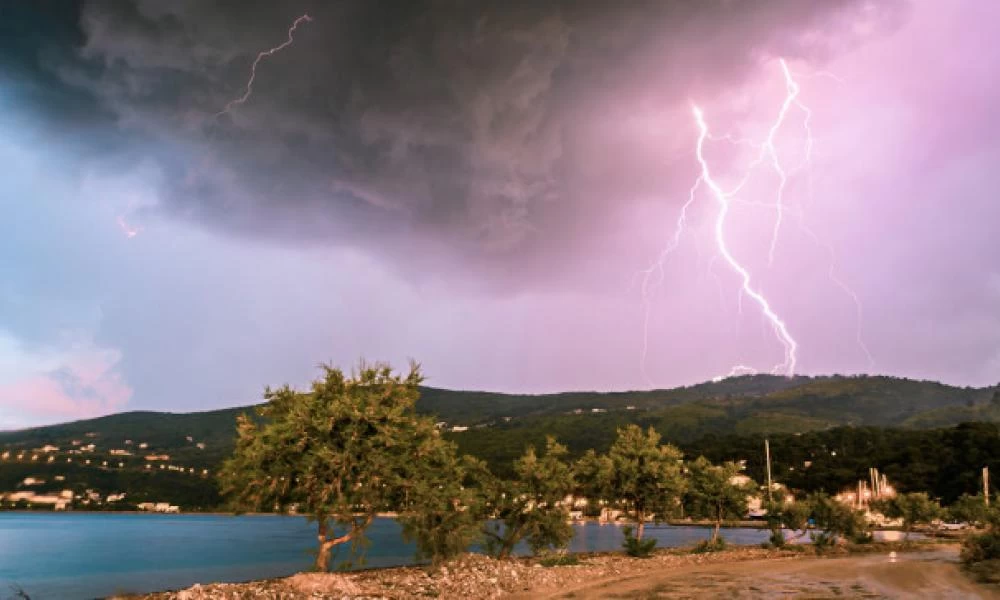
539,553,581,567
961,530,1000,584
622,526,657,558
692,536,726,554
810,531,837,553
850,531,874,544
768,529,786,548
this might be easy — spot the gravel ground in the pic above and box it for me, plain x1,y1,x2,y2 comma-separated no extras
116,547,814,600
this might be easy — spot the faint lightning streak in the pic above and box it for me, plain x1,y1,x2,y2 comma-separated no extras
116,215,140,239
762,59,801,266
795,191,876,371
216,14,313,117
693,105,798,376
638,177,702,385
787,69,874,371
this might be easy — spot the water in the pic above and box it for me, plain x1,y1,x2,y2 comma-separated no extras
0,513,911,599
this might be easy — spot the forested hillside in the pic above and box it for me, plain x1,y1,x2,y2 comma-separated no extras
1,374,996,510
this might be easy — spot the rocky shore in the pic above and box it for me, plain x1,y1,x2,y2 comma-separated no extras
116,543,984,600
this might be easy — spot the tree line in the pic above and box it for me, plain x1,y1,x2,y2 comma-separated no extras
220,362,1000,571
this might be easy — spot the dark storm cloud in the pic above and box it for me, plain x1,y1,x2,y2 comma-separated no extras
49,0,906,286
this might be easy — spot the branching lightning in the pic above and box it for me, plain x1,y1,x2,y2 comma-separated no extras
692,104,799,376
639,58,873,384
216,14,313,117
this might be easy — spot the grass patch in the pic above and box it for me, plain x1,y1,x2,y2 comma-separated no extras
539,554,581,567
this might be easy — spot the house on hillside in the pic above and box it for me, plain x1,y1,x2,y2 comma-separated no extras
137,502,181,513
7,490,72,510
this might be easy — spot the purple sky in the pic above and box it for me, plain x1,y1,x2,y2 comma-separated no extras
1,0,998,428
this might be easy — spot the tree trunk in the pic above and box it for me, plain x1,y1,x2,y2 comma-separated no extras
498,523,526,559
315,541,332,571
636,512,646,540
314,513,373,571
316,518,331,572
712,519,721,543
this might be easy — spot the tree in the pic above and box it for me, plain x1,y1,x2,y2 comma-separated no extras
479,437,575,559
573,449,613,499
808,492,870,547
397,431,482,568
763,489,810,547
871,492,943,539
949,494,999,528
219,362,429,571
604,425,685,540
683,457,753,544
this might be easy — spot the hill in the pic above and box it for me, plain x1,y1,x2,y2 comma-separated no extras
1,374,997,509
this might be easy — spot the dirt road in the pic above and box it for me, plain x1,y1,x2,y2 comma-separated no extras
543,546,996,599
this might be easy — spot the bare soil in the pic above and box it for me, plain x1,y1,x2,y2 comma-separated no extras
120,543,996,600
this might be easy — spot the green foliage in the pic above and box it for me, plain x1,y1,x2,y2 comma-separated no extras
602,425,685,540
572,449,613,500
621,526,657,558
397,445,481,568
691,536,727,553
869,492,943,538
683,457,753,543
479,437,575,559
538,552,580,567
961,530,1000,584
683,422,999,505
807,492,870,547
763,490,810,547
4,375,999,514
218,361,429,571
809,531,837,552
767,529,786,548
949,494,999,527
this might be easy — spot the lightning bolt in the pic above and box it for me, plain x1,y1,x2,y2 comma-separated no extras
216,14,313,117
639,59,874,383
114,15,314,240
692,104,799,376
762,60,800,266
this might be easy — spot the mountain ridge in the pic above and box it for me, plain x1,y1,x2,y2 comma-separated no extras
2,374,997,509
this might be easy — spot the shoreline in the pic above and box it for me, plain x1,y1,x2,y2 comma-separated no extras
117,540,993,600
4,509,955,538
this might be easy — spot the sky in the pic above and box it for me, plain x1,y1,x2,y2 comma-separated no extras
2,0,999,429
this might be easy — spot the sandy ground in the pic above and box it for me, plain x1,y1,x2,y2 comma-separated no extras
539,546,997,600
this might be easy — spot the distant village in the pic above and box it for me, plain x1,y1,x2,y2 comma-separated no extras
0,432,211,512
2,427,920,529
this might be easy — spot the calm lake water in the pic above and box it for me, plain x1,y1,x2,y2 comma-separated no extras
0,513,914,599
